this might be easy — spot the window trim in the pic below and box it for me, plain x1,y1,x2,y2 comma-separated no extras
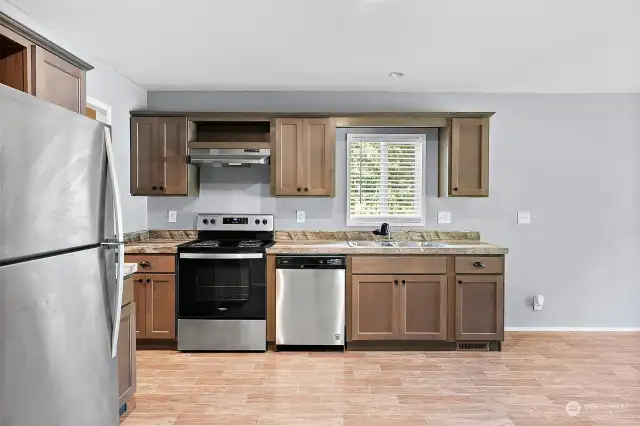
346,133,426,227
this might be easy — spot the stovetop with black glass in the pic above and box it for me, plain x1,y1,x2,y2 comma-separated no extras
179,214,275,254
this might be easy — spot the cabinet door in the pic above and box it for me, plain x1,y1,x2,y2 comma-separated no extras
117,302,136,406
133,274,146,338
158,117,188,195
351,275,399,340
145,274,176,339
455,275,504,341
32,46,85,113
130,117,159,196
450,118,489,196
400,275,447,340
300,118,334,196
273,118,303,195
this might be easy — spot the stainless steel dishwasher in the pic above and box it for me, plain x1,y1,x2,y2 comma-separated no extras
275,256,346,346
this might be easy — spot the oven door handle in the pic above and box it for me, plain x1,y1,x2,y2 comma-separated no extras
180,253,264,259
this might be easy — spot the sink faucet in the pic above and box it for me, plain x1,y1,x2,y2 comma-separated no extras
373,223,391,240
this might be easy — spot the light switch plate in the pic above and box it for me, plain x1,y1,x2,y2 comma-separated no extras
296,210,306,223
517,211,531,225
437,211,451,224
168,210,177,223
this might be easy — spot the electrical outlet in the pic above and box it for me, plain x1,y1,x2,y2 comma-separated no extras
517,211,531,225
296,210,306,223
168,210,177,223
437,211,451,224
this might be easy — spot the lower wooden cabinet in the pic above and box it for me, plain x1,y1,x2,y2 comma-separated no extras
132,272,176,340
455,275,504,341
351,274,448,341
401,275,448,340
352,275,398,340
117,301,136,406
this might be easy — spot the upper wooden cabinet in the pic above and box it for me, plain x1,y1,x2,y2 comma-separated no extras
130,117,199,197
32,46,85,114
455,274,504,341
440,117,490,197
273,117,335,196
0,16,91,113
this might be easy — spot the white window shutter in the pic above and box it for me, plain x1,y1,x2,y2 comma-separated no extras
347,134,425,226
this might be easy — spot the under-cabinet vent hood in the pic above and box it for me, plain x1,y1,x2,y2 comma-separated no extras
189,148,270,167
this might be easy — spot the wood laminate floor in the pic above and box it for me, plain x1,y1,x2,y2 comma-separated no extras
121,333,640,425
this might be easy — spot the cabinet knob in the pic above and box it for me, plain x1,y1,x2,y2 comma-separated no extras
304,187,309,192
453,187,458,192
136,279,143,283
159,186,164,190
146,279,151,283
394,279,398,285
473,261,485,268
297,188,301,192
402,279,406,285
458,280,463,284
139,261,151,268
152,186,157,190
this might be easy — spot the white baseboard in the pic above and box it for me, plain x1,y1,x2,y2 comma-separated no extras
506,327,640,332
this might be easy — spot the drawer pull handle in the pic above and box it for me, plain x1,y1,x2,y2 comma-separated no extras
139,261,151,268
473,261,485,268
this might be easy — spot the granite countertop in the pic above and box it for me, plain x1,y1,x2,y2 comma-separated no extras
123,263,138,278
267,240,508,255
124,239,194,254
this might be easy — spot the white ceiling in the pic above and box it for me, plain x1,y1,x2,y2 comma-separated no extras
7,0,640,92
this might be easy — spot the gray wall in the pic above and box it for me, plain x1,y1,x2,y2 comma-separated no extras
147,91,640,328
0,2,148,233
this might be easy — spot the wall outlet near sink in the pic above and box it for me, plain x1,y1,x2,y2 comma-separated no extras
168,210,177,223
437,211,451,224
296,210,306,223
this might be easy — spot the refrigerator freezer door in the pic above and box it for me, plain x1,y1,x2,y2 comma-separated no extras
0,247,118,426
0,85,107,263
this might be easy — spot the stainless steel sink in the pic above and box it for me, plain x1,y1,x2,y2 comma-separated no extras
347,240,446,248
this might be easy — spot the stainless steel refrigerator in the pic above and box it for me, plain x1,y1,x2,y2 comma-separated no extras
0,85,124,425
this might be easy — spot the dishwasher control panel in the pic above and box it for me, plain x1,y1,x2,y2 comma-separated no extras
276,256,345,268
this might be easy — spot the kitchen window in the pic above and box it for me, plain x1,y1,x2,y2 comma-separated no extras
347,134,425,226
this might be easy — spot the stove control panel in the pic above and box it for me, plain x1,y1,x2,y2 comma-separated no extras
197,214,274,231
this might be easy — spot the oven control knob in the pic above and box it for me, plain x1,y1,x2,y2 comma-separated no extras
262,219,268,225
255,219,260,225
211,219,216,225
202,218,209,224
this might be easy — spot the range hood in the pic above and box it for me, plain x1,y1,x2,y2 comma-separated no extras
189,148,270,167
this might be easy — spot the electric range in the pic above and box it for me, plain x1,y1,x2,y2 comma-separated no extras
177,214,274,351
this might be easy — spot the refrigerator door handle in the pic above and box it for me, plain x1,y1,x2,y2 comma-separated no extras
104,127,125,358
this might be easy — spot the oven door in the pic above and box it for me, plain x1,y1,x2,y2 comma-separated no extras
178,253,266,319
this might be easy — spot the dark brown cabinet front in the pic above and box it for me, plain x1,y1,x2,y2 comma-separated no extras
32,46,85,114
273,117,334,196
400,275,448,340
351,275,398,340
455,274,504,341
130,116,198,196
449,117,490,197
132,272,176,340
117,302,136,406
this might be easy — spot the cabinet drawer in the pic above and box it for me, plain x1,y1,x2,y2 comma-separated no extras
125,254,175,273
352,256,447,275
122,276,134,307
455,256,503,274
